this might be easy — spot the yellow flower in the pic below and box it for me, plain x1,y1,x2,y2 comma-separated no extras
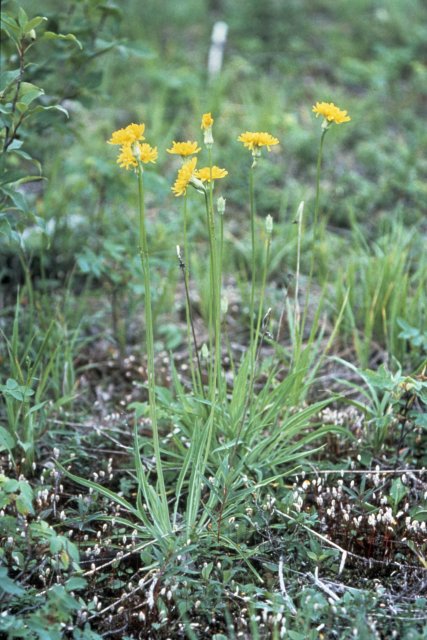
108,123,145,146
167,141,201,157
138,143,158,164
238,131,279,152
116,142,158,170
172,157,198,196
195,166,228,182
117,144,137,170
201,112,214,130
312,102,351,124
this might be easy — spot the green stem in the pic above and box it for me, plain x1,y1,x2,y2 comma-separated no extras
249,164,256,354
314,129,326,231
204,190,215,387
137,163,167,511
202,180,223,466
207,148,222,395
247,231,271,423
253,235,271,366
204,185,222,396
178,246,205,398
300,129,327,345
182,195,200,394
215,202,224,395
294,201,304,336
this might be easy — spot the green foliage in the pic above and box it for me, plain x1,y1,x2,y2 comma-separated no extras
0,470,99,640
0,0,131,255
334,358,427,454
0,296,78,470
398,318,427,353
0,5,71,241
334,222,427,365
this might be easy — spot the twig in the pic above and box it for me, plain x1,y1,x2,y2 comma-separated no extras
278,555,297,614
88,572,156,622
312,567,340,601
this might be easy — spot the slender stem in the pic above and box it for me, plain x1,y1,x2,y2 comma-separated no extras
202,179,223,467
249,163,256,354
177,248,205,398
204,188,221,394
207,147,222,395
182,195,199,394
300,129,327,343
204,190,215,382
208,147,215,226
294,202,304,332
136,163,167,510
218,209,225,340
314,129,326,231
214,202,223,396
183,193,189,271
252,235,271,375
3,42,25,152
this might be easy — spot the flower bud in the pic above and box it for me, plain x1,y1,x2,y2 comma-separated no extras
190,175,206,193
265,214,273,235
201,343,210,359
217,196,226,216
203,128,214,147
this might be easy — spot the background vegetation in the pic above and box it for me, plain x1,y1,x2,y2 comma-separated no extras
1,0,426,638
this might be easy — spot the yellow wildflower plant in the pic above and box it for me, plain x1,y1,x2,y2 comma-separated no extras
201,112,214,130
167,141,201,157
108,122,145,146
171,157,199,196
195,166,228,183
238,131,279,152
312,102,351,125
108,122,157,171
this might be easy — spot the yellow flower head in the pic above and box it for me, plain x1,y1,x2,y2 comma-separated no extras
201,112,214,130
108,123,145,146
238,131,279,152
167,141,201,157
117,144,137,170
116,142,158,170
138,143,158,164
172,157,198,196
312,102,351,125
195,166,228,183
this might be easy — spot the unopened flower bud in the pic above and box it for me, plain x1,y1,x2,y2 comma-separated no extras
190,175,206,193
217,196,226,216
203,128,214,146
